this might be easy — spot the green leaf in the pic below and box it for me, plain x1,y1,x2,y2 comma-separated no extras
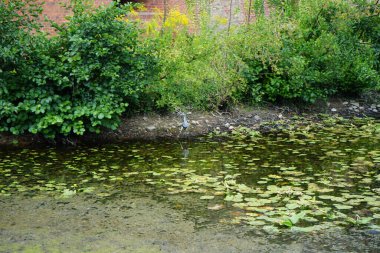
98,113,105,120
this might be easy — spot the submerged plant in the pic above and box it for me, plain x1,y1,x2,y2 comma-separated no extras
280,211,307,228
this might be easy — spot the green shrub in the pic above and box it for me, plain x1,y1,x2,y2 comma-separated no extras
0,1,155,138
239,0,380,102
353,1,380,76
144,12,245,111
0,0,47,135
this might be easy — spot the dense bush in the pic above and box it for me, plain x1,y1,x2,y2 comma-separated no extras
353,1,380,73
0,0,47,135
144,11,244,111
238,0,380,103
144,0,379,109
0,1,155,138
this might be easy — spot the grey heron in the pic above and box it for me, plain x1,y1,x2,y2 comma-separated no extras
178,112,190,137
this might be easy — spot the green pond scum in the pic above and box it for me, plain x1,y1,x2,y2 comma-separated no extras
0,116,379,234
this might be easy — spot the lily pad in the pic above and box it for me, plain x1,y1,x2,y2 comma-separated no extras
286,203,299,210
200,195,215,200
333,204,353,210
225,193,244,202
61,189,76,198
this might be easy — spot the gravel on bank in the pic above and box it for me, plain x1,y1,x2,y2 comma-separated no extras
1,97,379,147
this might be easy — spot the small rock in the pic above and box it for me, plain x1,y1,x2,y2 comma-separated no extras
146,126,156,131
278,114,283,119
342,101,348,105
225,123,230,128
254,115,261,121
228,126,234,130
373,109,378,113
359,106,364,110
191,120,200,125
215,127,220,130
143,117,148,121
351,102,360,107
331,108,337,112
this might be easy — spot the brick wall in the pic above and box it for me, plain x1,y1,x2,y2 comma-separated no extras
41,0,186,26
41,0,268,32
41,0,113,33
135,0,187,21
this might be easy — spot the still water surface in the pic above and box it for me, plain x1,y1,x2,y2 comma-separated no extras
0,118,379,252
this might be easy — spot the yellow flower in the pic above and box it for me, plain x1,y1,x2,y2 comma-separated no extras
137,5,147,12
215,16,228,25
115,14,128,23
130,9,139,18
164,9,189,29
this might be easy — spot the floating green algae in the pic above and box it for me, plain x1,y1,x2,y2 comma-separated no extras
0,116,379,232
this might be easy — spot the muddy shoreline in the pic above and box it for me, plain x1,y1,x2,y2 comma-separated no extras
1,97,379,147
1,193,379,253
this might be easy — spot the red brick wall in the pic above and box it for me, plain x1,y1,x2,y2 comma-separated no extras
42,0,112,22
41,0,187,29
40,0,268,33
41,0,113,33
143,0,186,11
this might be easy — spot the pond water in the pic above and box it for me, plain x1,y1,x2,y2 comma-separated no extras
0,117,379,252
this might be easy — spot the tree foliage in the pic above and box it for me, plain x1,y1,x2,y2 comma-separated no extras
0,1,155,138
238,0,380,103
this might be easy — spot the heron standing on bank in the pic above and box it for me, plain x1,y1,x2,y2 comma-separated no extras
178,112,190,137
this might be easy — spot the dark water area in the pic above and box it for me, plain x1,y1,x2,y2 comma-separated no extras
0,117,379,252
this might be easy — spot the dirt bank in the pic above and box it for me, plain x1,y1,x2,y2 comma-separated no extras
1,96,379,146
